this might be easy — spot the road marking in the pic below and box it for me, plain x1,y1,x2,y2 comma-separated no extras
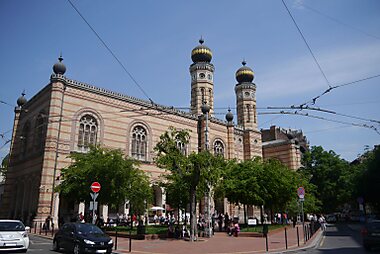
319,235,325,247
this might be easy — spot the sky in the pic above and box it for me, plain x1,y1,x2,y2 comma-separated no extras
0,0,379,162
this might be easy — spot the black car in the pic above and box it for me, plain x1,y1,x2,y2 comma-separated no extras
53,223,113,254
362,219,380,251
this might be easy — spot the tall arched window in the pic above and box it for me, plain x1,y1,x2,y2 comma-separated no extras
131,126,147,161
20,123,30,157
214,140,224,157
34,113,46,150
176,139,187,156
77,115,98,151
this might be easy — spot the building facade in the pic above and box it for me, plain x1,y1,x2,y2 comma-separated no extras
262,125,309,170
0,40,264,225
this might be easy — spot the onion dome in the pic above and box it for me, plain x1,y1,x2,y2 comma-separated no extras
225,108,233,122
53,55,66,75
201,102,210,114
17,92,27,107
191,38,212,63
236,60,254,83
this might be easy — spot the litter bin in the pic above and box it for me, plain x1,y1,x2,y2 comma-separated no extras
262,224,269,236
137,224,146,235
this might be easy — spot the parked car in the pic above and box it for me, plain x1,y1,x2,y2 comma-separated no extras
326,214,337,223
0,219,30,253
362,219,380,251
53,222,113,254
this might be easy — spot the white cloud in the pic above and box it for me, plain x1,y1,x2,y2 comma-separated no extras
256,43,380,100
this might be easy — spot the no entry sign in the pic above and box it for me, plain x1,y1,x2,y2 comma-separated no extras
297,186,305,199
91,182,101,193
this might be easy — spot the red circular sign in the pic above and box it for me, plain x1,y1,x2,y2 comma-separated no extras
91,182,101,193
297,186,305,198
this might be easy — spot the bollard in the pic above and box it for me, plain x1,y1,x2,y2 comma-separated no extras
297,226,300,247
265,233,269,252
52,223,54,237
129,227,132,252
115,227,118,250
285,227,288,250
34,222,37,234
40,223,42,235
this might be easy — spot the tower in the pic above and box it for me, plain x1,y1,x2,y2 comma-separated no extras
235,61,262,158
190,38,215,116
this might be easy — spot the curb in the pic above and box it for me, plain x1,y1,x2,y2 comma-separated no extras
270,229,324,253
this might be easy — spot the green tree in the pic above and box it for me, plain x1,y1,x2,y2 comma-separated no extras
154,127,225,241
354,146,380,212
56,146,152,213
0,154,9,178
299,146,350,212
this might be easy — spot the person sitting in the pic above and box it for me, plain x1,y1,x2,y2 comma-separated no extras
233,222,240,237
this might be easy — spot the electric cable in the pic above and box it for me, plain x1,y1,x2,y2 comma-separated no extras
297,73,380,106
66,0,154,104
282,0,330,87
259,110,380,135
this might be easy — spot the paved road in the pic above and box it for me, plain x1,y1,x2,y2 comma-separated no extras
28,234,55,253
28,234,119,253
294,223,379,254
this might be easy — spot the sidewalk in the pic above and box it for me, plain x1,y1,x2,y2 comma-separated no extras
112,225,323,254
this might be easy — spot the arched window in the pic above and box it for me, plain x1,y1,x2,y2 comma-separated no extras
34,113,46,150
20,123,30,157
77,115,98,151
131,126,147,161
213,140,224,157
176,139,187,156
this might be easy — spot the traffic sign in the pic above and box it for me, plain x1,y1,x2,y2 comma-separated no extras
91,182,101,193
297,187,305,199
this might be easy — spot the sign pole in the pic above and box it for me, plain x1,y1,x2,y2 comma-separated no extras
90,182,101,224
93,193,96,224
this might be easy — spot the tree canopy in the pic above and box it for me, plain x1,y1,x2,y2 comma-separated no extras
154,127,225,240
299,146,351,213
56,146,152,213
353,146,380,212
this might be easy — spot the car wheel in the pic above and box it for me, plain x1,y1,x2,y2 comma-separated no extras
53,240,60,251
73,243,82,254
20,249,28,253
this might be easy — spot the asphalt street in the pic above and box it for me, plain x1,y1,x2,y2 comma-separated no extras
293,223,379,254
28,234,118,254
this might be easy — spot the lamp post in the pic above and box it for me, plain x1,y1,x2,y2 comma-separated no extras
201,102,212,237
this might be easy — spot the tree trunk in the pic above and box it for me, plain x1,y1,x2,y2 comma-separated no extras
189,187,197,241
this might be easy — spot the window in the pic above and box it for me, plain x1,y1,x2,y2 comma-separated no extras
131,126,147,161
176,139,187,156
34,113,46,150
20,123,30,157
213,140,224,157
77,115,98,151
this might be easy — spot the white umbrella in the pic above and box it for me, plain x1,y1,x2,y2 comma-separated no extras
149,206,165,211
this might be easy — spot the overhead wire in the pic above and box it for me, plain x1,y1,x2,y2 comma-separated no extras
0,100,13,107
298,74,380,107
66,0,154,104
282,0,331,87
259,111,380,135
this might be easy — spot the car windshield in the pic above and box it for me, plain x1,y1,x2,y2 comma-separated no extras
75,224,104,235
0,221,25,231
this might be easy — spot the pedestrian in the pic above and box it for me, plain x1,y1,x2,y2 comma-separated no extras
318,215,326,231
224,212,230,231
44,215,52,231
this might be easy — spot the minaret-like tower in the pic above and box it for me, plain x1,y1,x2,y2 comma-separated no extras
235,61,262,158
190,38,215,116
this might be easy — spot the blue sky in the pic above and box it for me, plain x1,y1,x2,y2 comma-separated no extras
1,0,379,162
